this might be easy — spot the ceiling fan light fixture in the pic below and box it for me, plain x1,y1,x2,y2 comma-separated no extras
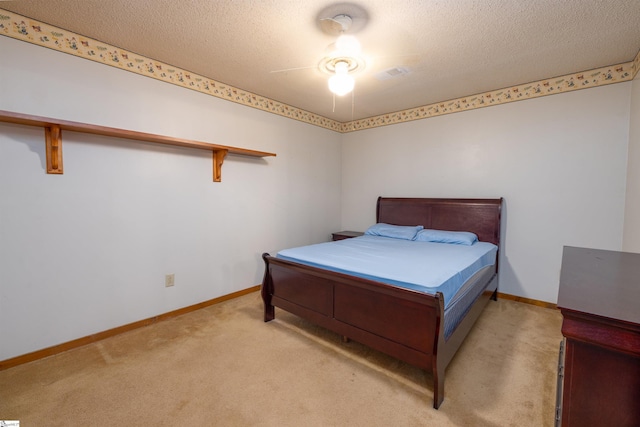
318,13,366,97
328,61,354,96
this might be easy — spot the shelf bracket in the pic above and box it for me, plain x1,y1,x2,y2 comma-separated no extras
45,124,63,174
213,149,228,182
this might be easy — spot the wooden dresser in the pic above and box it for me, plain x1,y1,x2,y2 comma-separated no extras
556,246,640,427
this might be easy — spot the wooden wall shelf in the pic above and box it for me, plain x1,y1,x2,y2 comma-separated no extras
0,110,276,182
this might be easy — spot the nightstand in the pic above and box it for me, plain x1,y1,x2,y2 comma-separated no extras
331,231,364,241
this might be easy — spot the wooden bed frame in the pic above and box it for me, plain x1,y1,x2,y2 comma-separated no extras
261,197,503,408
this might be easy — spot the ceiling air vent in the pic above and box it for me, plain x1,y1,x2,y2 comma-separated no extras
375,67,411,81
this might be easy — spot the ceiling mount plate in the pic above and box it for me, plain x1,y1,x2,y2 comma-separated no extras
316,3,368,35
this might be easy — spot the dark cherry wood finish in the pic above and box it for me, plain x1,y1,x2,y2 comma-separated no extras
262,197,503,409
331,231,365,241
557,246,640,427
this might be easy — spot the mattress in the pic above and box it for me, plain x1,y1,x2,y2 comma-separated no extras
277,235,498,309
443,265,496,339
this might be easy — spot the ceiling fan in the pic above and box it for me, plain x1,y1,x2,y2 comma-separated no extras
270,4,415,118
317,14,366,96
271,5,369,99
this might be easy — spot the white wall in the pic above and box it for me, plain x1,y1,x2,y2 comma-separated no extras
341,83,631,304
623,72,640,252
0,36,342,360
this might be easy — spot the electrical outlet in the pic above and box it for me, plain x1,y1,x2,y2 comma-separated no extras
165,274,175,287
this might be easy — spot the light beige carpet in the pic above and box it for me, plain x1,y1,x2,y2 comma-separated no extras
0,292,563,426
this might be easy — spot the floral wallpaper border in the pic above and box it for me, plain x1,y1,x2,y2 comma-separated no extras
340,56,638,132
1,9,638,134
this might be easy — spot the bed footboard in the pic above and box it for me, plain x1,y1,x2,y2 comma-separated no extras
261,253,448,406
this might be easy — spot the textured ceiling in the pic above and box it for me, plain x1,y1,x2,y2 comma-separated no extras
1,0,640,122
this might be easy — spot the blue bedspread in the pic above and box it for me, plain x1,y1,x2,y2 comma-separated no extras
277,235,497,309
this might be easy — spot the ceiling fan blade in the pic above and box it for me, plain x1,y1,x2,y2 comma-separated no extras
270,65,317,73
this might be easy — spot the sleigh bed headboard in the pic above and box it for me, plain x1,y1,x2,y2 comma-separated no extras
376,197,503,247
